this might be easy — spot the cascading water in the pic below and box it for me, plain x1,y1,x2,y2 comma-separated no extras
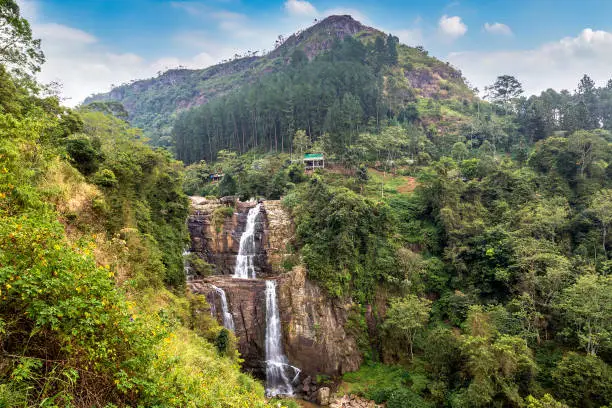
183,249,196,281
265,280,300,397
211,285,235,331
233,203,261,279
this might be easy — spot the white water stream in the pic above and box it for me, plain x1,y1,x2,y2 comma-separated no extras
233,204,261,279
265,280,300,397
210,285,235,331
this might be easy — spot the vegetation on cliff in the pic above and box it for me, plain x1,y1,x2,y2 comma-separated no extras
0,3,269,405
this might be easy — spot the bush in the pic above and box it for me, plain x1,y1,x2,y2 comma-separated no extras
212,205,235,232
65,135,102,176
552,352,612,407
387,388,432,408
93,168,117,187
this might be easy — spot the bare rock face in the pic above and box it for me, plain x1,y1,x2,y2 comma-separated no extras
188,277,268,377
261,200,295,274
187,197,269,276
277,266,362,377
187,197,362,382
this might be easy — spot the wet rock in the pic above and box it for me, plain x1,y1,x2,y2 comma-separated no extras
316,387,331,406
187,198,268,276
189,277,267,377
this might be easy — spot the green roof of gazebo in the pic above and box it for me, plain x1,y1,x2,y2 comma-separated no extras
303,153,324,160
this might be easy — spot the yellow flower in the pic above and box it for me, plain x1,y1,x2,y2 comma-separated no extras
5,283,11,289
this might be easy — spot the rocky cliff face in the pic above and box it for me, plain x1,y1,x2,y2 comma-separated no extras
277,266,362,376
189,277,267,376
187,197,362,382
187,197,269,276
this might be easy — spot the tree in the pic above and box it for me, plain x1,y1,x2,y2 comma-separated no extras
0,0,45,77
556,274,612,355
218,173,237,197
589,189,612,258
382,295,431,359
292,129,310,157
386,34,399,65
455,334,537,407
485,75,523,113
525,394,569,408
551,352,612,407
451,141,468,161
568,130,608,179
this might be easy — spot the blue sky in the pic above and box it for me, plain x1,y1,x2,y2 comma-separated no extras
22,0,612,105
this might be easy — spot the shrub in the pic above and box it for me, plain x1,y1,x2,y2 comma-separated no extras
552,352,612,407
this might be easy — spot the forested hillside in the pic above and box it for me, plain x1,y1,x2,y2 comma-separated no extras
85,15,472,148
0,3,269,405
182,72,612,407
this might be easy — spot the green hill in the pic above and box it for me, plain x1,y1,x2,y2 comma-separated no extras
84,15,474,148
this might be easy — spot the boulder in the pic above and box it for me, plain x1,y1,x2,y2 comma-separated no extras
316,387,331,406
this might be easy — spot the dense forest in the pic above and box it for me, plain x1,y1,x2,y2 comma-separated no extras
2,1,612,407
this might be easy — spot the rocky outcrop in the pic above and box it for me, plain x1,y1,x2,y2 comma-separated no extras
331,395,382,408
261,200,295,273
187,197,269,276
187,197,362,384
277,266,362,376
189,277,268,376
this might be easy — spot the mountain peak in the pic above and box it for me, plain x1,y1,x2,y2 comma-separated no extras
270,14,380,59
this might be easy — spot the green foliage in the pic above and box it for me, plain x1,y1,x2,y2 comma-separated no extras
556,274,612,355
551,352,612,407
382,295,431,360
342,363,410,401
0,64,267,406
215,328,230,355
0,0,45,78
387,388,432,408
212,205,235,232
289,178,400,300
64,134,102,175
219,173,237,197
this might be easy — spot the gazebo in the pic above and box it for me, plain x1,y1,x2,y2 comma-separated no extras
303,153,324,171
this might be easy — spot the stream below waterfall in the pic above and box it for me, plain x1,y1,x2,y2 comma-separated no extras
265,279,301,397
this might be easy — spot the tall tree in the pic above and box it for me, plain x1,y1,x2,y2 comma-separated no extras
0,0,45,77
589,189,612,258
382,294,431,359
485,75,523,113
556,274,612,355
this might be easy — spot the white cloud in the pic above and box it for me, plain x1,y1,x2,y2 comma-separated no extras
438,14,467,40
447,28,612,96
170,2,204,16
484,22,512,36
284,0,317,17
37,23,96,44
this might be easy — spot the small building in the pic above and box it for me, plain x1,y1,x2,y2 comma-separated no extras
303,153,325,171
209,172,224,183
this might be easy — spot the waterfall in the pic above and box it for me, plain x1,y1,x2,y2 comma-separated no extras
183,249,195,281
234,203,261,279
210,285,235,331
265,280,300,397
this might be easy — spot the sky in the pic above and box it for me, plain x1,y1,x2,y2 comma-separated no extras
20,0,612,106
